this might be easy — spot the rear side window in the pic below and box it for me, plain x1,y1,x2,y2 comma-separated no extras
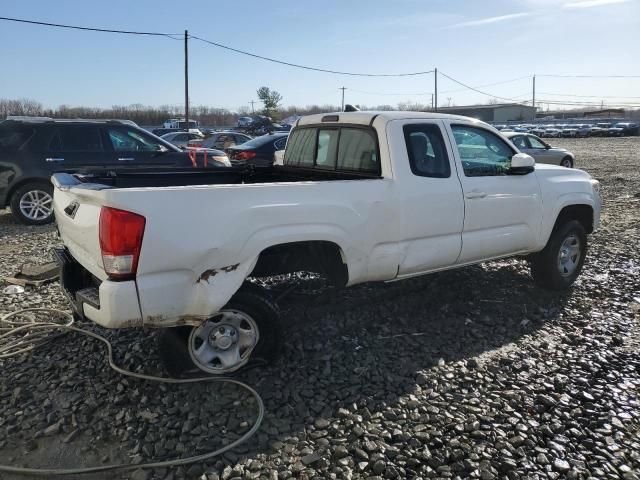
49,126,103,152
284,126,380,174
0,126,34,151
403,124,450,178
284,129,316,167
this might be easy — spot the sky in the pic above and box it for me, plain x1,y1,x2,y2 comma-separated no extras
0,0,639,112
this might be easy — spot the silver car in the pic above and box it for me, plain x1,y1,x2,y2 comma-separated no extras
160,131,204,148
503,132,575,168
187,131,252,150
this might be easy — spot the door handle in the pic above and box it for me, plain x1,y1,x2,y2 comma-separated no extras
46,157,64,162
118,157,135,161
465,190,487,199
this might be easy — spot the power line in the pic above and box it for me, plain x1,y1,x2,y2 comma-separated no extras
347,88,433,96
537,74,640,78
189,35,435,77
0,16,182,39
538,91,640,99
438,71,529,104
439,75,532,94
538,99,640,107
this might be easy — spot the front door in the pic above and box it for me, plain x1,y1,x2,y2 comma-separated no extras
446,123,543,264
524,134,555,165
102,126,191,168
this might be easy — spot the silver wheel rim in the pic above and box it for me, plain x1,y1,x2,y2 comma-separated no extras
19,189,53,221
557,234,581,276
561,159,572,168
188,309,259,374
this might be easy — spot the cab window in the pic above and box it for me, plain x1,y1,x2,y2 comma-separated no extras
451,125,515,177
284,126,380,174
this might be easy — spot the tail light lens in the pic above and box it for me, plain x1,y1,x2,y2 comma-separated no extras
99,207,146,280
235,151,256,161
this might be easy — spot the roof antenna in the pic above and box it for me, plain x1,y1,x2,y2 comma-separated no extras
344,104,360,112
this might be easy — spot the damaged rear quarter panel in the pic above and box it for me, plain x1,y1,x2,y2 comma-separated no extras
136,258,257,327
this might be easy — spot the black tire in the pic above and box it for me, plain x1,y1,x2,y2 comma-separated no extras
530,220,587,290
158,283,281,376
10,181,55,225
561,156,574,168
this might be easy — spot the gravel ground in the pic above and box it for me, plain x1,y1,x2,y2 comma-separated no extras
1,136,639,480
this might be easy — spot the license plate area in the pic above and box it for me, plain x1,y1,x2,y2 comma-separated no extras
53,248,101,315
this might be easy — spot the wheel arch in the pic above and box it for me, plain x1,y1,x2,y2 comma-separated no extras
5,176,52,206
554,204,594,234
249,240,349,287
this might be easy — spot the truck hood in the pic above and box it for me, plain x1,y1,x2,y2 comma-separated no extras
535,163,591,179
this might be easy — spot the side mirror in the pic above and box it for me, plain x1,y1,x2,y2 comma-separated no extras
510,153,535,174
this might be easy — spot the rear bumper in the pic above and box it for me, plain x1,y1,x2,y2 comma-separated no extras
54,248,143,328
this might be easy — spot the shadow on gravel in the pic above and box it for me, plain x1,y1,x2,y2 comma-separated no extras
219,261,573,467
0,259,573,479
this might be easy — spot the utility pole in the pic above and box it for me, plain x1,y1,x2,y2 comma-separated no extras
184,30,189,131
340,87,346,111
431,93,434,111
532,74,536,112
434,68,438,112
249,100,256,114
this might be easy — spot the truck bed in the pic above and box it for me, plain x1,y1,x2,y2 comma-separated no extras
58,165,380,189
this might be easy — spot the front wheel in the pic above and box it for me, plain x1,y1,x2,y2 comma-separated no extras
560,156,574,168
158,284,281,376
530,220,587,290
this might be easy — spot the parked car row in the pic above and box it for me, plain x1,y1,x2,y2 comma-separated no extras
0,118,234,225
495,122,638,138
157,128,289,168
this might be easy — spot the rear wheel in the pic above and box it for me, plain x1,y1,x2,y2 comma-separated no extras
158,284,281,376
530,220,587,290
10,181,54,225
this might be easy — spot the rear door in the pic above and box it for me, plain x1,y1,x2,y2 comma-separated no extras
445,122,542,264
387,120,464,277
102,126,191,168
41,125,110,173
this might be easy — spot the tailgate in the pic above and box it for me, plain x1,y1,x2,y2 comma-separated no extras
52,173,109,281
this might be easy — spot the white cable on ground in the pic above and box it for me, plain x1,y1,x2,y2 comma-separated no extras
0,307,264,476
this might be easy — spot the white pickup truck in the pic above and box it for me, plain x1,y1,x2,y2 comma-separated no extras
52,111,601,375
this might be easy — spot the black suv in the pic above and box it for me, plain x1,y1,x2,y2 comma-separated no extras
0,118,224,225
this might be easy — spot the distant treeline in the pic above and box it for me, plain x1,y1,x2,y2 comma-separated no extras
0,98,435,126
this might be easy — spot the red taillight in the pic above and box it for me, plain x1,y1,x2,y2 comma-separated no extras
235,151,256,161
99,207,146,280
191,142,202,148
